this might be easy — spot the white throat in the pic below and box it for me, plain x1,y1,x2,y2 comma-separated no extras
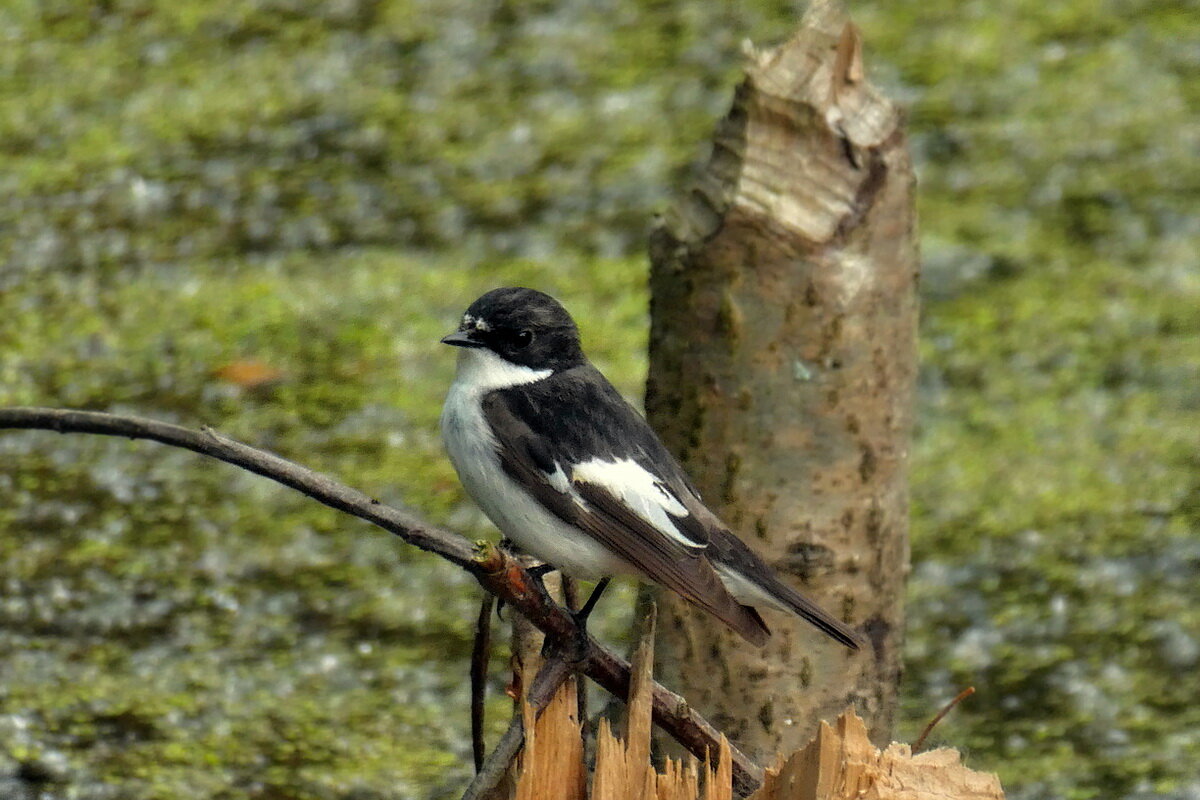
450,348,551,396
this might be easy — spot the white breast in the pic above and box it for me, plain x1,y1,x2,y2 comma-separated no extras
440,349,633,580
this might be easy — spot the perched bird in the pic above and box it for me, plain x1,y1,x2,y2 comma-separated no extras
440,287,860,650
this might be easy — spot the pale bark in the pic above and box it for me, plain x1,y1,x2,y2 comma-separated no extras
645,0,917,755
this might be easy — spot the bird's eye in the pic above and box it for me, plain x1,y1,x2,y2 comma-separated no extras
513,330,533,349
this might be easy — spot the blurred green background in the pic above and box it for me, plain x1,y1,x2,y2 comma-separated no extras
1,0,1197,798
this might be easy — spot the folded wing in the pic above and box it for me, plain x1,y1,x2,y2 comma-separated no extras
481,389,769,646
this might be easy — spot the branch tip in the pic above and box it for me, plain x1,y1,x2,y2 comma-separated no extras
913,686,976,753
473,540,505,573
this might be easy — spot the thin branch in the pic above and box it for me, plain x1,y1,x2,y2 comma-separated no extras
0,406,765,795
471,593,495,773
913,686,975,754
462,712,522,800
0,407,476,566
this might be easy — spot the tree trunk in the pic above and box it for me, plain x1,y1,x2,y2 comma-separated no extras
645,0,918,756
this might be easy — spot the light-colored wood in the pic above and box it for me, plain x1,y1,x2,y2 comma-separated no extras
590,718,624,798
623,604,657,795
656,756,701,800
509,681,1002,800
591,713,725,800
591,603,667,799
551,600,734,800
703,737,733,800
514,674,586,800
749,712,1005,800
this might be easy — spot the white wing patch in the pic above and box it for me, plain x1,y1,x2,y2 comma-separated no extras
544,462,592,511
546,463,574,495
715,563,786,610
570,457,703,549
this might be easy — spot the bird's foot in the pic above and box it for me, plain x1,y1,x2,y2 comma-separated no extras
536,576,609,663
525,562,556,594
498,556,556,621
564,577,609,663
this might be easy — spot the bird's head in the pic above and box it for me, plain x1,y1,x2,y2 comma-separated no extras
441,287,584,373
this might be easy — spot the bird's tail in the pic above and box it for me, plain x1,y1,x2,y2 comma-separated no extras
707,531,864,651
675,562,773,647
728,602,772,647
756,572,864,650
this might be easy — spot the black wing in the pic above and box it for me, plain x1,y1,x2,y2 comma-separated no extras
493,365,862,651
482,368,769,646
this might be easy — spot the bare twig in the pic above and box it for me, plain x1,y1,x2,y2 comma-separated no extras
913,686,976,754
463,712,523,800
0,407,476,566
0,406,765,794
471,593,495,773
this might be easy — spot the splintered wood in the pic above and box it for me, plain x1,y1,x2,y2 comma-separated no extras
513,605,734,800
515,676,587,800
513,684,1002,800
747,713,1004,800
509,614,1002,800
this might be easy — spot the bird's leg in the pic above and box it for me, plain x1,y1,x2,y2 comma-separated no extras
493,546,600,663
566,577,610,661
494,541,558,620
575,577,610,622
525,562,557,596
524,563,559,619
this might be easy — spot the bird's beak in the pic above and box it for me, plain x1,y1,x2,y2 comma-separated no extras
440,330,484,348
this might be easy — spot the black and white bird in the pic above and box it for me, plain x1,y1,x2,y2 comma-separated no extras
439,287,861,650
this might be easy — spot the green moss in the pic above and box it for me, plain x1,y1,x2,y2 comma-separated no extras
905,261,1200,795
0,251,647,796
1,0,1197,796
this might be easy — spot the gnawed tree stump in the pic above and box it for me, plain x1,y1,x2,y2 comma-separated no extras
646,0,918,754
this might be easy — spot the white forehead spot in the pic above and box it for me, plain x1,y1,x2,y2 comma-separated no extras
461,313,491,332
